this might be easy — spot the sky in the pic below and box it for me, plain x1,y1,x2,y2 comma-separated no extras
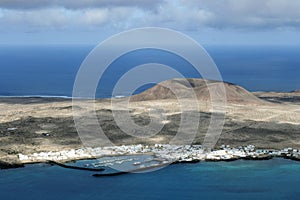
0,0,300,45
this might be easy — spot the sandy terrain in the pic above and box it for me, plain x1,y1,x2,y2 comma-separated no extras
0,78,299,164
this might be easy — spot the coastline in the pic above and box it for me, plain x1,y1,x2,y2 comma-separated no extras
2,144,300,171
1,86,299,170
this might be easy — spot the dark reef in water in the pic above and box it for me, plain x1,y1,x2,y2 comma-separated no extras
0,160,24,169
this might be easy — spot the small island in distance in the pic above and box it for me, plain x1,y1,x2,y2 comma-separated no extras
0,78,299,169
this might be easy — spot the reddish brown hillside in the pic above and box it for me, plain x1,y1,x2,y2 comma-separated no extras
130,78,264,104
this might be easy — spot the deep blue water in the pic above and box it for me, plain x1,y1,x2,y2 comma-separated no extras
1,159,300,200
1,45,300,199
0,45,299,98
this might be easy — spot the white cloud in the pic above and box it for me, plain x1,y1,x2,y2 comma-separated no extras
0,0,300,32
181,0,300,30
0,7,140,31
0,0,162,10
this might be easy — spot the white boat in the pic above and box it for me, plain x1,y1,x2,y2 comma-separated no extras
133,162,141,165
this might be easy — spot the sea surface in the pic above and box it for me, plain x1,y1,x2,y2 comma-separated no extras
0,45,299,98
1,45,300,199
1,159,300,200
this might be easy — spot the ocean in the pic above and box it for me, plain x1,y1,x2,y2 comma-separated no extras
1,159,300,200
0,45,299,98
1,45,300,200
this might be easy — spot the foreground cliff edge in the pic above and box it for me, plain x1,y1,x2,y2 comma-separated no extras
0,78,299,168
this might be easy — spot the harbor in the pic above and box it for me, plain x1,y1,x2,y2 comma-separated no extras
17,144,300,167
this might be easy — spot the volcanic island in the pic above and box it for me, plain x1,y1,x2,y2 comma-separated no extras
0,78,300,169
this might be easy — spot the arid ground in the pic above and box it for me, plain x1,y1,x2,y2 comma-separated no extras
1,79,299,163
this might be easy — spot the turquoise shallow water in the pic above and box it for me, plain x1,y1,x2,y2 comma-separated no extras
1,158,300,200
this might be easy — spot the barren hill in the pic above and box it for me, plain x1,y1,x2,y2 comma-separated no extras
131,78,264,104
